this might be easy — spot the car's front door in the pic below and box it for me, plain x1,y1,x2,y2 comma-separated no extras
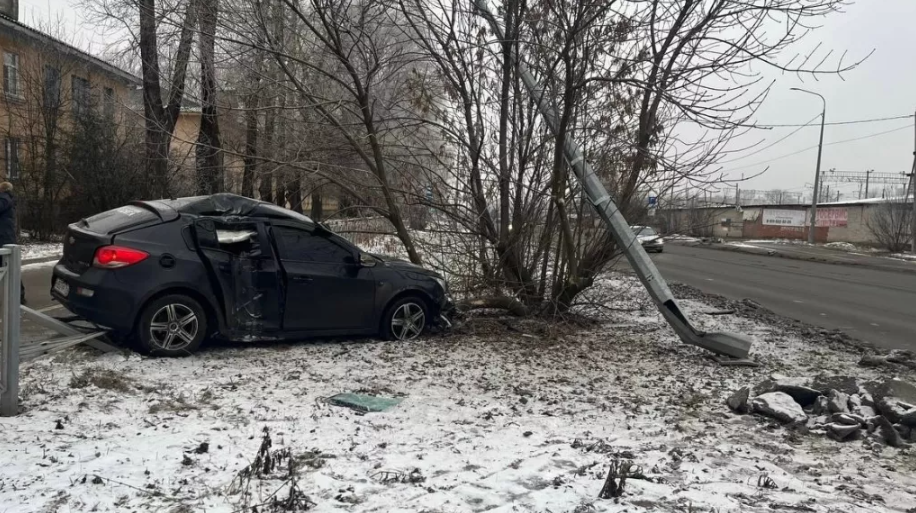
272,225,376,332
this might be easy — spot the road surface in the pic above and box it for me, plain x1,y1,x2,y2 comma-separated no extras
653,244,916,351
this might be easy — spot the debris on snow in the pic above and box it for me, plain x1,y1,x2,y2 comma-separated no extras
4,272,916,512
751,392,808,424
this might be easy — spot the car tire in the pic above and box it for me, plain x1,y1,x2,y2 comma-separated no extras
137,294,208,356
381,296,429,341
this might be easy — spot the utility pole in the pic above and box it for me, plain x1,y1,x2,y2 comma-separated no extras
735,183,740,205
865,169,873,198
791,88,826,244
836,190,840,202
911,111,916,253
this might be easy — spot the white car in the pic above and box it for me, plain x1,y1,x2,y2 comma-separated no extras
631,226,664,253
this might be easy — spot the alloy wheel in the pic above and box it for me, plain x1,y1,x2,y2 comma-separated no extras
149,303,199,351
391,302,425,340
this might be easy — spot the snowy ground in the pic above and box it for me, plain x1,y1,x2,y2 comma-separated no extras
888,253,916,262
3,274,916,512
20,242,63,262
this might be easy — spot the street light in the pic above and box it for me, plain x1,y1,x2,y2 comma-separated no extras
790,87,826,244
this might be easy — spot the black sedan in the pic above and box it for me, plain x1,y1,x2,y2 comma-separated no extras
51,194,452,356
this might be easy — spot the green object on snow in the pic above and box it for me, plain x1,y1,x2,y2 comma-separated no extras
328,393,403,413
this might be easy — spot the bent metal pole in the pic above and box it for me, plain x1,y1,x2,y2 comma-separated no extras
472,0,751,358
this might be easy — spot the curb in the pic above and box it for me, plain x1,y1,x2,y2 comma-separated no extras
670,242,916,276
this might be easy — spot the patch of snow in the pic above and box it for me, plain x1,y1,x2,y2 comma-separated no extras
20,243,62,262
824,242,857,251
2,272,915,512
888,253,916,262
727,242,762,249
744,239,810,246
21,259,59,271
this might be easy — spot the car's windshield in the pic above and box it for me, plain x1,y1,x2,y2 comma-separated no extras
633,226,657,236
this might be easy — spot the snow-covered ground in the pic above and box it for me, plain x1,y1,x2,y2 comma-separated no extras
20,242,63,262
888,253,916,262
3,274,915,512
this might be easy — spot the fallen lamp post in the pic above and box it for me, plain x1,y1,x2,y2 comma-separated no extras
472,0,752,359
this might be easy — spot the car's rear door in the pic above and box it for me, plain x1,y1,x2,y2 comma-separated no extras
270,224,375,332
193,219,283,335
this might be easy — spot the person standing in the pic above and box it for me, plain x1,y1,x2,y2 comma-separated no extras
0,182,24,304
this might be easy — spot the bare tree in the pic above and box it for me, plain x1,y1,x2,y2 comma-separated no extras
868,201,913,252
196,0,224,193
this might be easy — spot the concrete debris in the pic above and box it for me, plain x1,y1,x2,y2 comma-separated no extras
754,376,821,407
873,415,905,448
826,423,861,442
729,377,916,448
751,392,808,424
726,386,753,413
827,390,850,414
830,413,862,426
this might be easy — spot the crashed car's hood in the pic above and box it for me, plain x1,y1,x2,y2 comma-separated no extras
637,235,662,243
370,253,440,276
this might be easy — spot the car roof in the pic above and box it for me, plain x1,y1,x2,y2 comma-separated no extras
135,194,316,226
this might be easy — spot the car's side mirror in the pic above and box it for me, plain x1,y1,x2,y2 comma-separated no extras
359,253,376,267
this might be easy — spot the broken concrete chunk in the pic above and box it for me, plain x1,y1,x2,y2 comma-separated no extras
874,415,905,447
726,386,753,413
876,396,915,424
855,405,877,419
860,392,875,408
830,413,860,426
848,394,862,411
751,392,807,424
811,396,829,415
827,390,850,414
754,376,821,407
869,378,916,405
826,423,860,442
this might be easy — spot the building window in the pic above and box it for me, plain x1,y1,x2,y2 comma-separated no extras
3,52,19,97
103,87,115,118
71,76,90,116
44,66,61,108
5,138,20,180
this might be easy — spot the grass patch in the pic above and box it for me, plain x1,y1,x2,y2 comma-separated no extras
69,367,134,393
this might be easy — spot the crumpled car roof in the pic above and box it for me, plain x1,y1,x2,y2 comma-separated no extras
141,193,315,225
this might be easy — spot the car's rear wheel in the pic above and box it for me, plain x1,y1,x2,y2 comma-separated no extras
381,296,428,341
137,294,208,356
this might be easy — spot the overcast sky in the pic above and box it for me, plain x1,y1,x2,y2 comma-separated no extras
26,0,916,200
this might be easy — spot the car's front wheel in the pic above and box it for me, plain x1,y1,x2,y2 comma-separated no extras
137,294,208,356
381,296,429,341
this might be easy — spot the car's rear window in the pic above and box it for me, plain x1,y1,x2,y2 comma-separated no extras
83,205,159,234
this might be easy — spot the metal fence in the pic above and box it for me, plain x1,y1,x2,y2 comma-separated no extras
1,245,114,417
0,245,21,416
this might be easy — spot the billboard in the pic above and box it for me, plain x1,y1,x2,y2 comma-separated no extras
762,209,806,227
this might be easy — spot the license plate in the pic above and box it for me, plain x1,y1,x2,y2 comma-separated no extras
53,279,70,297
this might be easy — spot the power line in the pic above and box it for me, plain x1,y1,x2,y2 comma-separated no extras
753,114,914,128
719,113,820,164
724,122,915,173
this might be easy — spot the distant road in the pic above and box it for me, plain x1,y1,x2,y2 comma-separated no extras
653,244,916,351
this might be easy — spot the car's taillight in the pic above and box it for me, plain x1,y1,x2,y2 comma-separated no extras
92,246,149,269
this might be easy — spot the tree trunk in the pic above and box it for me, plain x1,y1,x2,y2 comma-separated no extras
241,89,258,198
310,188,323,220
195,0,223,195
138,0,196,198
287,173,302,213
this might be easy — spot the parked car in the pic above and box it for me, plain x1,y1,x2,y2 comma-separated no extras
631,225,664,253
51,194,453,356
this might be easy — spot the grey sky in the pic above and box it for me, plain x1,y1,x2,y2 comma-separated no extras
28,0,916,200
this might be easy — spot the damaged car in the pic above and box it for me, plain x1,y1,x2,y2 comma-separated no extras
51,194,452,356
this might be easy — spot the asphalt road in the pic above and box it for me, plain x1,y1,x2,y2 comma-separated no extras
653,244,916,351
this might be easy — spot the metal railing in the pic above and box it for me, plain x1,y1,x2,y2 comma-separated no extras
1,245,115,417
0,245,21,416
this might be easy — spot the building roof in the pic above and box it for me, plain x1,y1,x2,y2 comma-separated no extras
0,13,139,85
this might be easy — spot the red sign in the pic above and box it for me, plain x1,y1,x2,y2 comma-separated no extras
816,208,847,227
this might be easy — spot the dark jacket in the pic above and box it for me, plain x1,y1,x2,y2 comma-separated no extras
0,191,17,246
